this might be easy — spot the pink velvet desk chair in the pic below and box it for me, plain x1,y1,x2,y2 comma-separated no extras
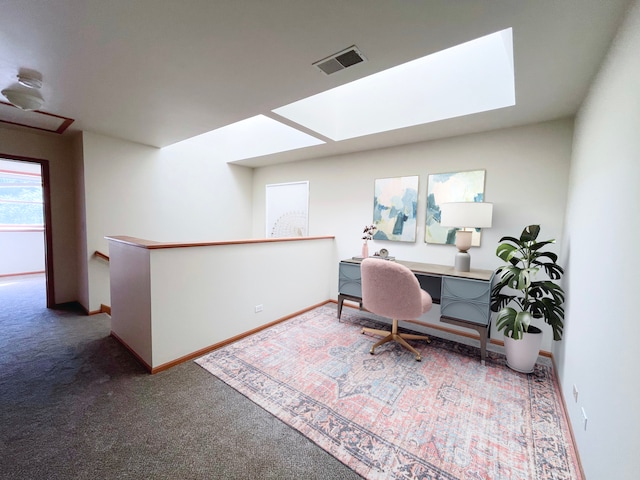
360,258,433,361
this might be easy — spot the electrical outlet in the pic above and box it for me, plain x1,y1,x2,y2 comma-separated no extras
255,304,263,313
581,407,588,431
573,384,579,403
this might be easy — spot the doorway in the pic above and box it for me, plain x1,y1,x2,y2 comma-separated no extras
0,155,54,307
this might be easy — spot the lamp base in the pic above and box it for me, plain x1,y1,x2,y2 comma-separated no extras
454,251,471,272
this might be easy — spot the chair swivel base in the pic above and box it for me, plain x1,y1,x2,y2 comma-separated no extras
362,318,430,361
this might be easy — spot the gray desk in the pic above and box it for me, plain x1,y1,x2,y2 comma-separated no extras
338,258,495,364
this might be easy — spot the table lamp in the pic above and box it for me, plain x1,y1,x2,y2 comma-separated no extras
440,202,493,271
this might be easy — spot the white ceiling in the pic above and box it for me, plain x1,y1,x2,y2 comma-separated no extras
0,0,632,167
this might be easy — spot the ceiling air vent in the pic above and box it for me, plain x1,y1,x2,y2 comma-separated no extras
313,46,367,75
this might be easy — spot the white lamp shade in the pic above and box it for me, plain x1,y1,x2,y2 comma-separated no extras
440,202,493,228
1,88,44,111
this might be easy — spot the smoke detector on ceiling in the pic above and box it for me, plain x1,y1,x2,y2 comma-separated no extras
313,45,367,75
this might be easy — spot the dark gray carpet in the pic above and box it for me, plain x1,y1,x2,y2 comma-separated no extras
0,274,362,479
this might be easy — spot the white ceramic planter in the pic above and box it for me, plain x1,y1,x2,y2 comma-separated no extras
503,326,543,373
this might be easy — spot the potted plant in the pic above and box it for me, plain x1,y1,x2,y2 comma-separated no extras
490,225,565,373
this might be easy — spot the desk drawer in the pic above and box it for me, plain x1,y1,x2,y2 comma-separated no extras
441,276,491,325
442,276,491,304
441,299,490,326
339,262,362,297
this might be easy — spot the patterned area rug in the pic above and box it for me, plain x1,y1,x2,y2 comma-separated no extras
196,304,581,480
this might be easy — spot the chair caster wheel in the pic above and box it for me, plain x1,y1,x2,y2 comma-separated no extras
415,356,422,362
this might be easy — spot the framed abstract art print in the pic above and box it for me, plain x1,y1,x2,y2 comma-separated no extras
372,175,419,242
425,170,486,245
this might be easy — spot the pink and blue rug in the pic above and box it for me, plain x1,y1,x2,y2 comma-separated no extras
196,304,581,479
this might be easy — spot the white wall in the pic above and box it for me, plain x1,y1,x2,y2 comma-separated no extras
0,127,78,303
557,1,640,478
252,119,573,351
71,133,90,310
0,231,45,275
80,131,254,312
149,238,335,367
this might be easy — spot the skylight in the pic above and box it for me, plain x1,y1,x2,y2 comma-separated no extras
188,114,325,163
273,28,515,141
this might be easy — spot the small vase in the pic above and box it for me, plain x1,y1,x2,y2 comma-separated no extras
362,241,369,258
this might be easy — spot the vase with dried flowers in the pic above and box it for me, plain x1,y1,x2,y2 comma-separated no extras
361,224,377,258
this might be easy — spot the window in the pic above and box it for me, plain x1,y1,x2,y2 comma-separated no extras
0,165,44,231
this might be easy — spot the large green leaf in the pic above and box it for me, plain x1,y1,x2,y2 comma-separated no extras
520,225,540,243
531,250,559,267
496,308,532,340
496,243,518,263
496,308,518,338
497,265,536,290
529,298,564,340
529,281,565,304
540,262,564,280
490,289,522,312
530,239,555,251
498,235,521,245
